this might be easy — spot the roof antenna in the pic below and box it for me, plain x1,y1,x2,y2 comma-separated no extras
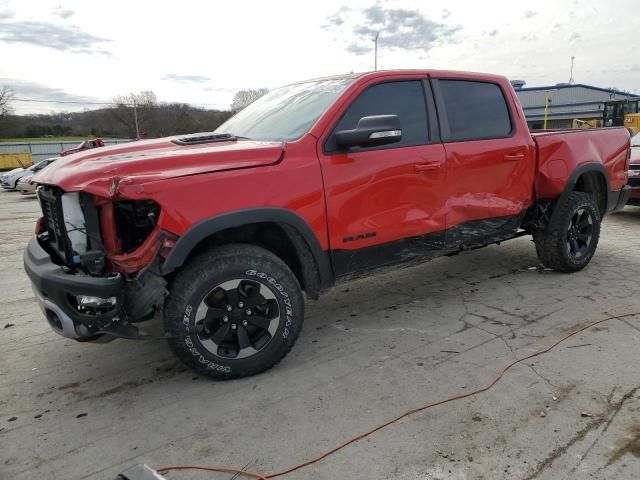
569,56,575,84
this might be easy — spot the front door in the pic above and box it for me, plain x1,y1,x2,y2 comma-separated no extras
317,79,447,279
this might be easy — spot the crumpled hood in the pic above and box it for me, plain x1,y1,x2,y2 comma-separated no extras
33,134,284,197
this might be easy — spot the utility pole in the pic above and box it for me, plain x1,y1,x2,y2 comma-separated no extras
373,32,379,71
569,55,575,84
543,93,552,129
132,100,140,139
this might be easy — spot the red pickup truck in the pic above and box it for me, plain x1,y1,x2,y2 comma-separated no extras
25,70,631,379
60,138,105,157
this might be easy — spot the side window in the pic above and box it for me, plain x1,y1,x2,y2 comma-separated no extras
326,81,429,152
438,80,512,141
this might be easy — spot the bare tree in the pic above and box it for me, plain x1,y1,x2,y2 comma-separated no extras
0,85,14,117
230,88,269,112
111,91,158,138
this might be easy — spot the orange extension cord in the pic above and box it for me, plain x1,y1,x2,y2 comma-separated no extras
155,311,640,480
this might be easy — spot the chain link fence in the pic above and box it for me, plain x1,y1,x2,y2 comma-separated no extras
0,139,131,163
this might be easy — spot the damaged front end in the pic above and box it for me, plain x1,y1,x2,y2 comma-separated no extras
24,185,174,341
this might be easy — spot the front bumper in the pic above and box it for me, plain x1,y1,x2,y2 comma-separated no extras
1,178,14,189
24,236,124,339
627,173,640,205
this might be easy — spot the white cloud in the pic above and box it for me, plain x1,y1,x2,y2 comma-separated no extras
53,5,75,19
162,74,211,84
324,4,461,55
0,0,638,114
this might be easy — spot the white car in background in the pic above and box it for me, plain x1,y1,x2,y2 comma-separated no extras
0,167,24,189
0,157,59,190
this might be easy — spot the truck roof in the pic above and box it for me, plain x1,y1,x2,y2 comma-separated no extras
288,69,510,86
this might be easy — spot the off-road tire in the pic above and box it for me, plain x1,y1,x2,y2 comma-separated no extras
165,244,304,380
533,191,601,273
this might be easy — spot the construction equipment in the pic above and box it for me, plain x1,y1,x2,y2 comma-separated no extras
573,118,602,129
603,99,640,135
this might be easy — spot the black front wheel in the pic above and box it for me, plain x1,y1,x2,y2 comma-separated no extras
165,244,304,380
533,191,601,272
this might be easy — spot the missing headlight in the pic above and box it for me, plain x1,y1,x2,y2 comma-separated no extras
113,200,161,253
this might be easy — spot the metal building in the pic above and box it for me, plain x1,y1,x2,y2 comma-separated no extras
513,82,639,129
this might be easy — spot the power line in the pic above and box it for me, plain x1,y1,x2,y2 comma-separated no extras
11,97,229,109
13,97,112,105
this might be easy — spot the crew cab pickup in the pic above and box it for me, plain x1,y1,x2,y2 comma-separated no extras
24,70,631,379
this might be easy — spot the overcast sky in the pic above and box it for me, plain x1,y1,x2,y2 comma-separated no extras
1,0,639,114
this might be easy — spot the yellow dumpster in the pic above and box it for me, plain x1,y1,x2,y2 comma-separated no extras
0,153,33,170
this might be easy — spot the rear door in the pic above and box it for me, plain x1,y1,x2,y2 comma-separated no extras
318,79,447,278
431,77,535,247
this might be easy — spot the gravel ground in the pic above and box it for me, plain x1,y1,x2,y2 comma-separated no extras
1,189,640,480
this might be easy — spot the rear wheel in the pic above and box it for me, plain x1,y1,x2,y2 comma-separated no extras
533,191,601,272
165,244,304,380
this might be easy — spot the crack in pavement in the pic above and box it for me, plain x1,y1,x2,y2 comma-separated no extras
522,385,640,480
526,364,558,390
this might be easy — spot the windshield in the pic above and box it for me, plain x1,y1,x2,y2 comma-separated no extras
215,77,355,141
31,158,57,171
632,131,640,147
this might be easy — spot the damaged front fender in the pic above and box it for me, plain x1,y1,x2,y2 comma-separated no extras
107,228,176,274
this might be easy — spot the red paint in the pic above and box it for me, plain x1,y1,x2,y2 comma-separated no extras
108,228,168,274
34,217,44,235
99,202,122,255
534,128,631,199
36,138,285,198
31,70,631,274
431,71,537,229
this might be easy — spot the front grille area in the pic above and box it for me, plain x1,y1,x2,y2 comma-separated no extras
38,185,73,264
628,165,640,187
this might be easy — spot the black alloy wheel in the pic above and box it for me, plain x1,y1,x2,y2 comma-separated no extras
566,207,594,259
195,279,281,359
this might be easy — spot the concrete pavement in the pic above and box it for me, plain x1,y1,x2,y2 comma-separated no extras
1,189,639,480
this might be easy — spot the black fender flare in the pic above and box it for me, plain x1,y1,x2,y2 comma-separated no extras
550,162,610,225
161,207,334,293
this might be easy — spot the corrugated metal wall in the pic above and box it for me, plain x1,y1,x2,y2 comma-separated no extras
516,85,638,121
0,139,130,163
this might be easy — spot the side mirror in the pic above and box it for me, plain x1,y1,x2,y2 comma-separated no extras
335,114,402,149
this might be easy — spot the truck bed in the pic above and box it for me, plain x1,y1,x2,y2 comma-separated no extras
532,127,630,201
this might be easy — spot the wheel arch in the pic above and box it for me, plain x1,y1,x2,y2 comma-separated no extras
553,163,609,221
161,208,333,299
